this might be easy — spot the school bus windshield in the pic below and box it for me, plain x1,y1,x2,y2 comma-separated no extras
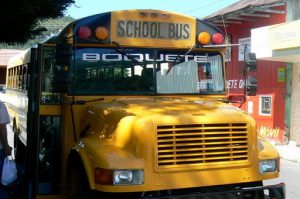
73,47,225,95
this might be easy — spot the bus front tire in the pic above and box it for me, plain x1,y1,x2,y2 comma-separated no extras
66,159,93,199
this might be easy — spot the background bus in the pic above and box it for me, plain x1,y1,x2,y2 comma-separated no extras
6,9,284,199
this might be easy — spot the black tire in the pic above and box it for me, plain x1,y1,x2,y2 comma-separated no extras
66,159,93,199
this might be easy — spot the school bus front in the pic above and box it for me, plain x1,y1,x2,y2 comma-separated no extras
73,96,282,195
10,9,285,199
59,9,285,199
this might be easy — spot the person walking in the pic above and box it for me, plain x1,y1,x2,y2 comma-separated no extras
0,100,12,198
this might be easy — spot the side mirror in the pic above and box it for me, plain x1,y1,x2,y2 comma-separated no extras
245,76,257,96
245,52,256,72
244,52,257,96
53,43,72,92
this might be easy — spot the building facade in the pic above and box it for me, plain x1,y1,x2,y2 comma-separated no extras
205,0,288,144
252,17,300,146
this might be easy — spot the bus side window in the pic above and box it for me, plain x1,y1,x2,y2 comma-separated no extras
18,65,22,89
22,65,27,90
41,47,61,104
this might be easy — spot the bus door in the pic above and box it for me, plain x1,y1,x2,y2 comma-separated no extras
27,44,62,199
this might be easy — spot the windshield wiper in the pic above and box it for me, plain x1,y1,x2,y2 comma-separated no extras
173,44,196,65
166,45,196,75
64,98,105,105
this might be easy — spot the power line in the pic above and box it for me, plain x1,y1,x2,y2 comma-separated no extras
183,0,227,14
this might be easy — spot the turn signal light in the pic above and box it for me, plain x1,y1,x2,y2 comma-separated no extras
95,27,108,40
95,168,113,185
198,32,211,45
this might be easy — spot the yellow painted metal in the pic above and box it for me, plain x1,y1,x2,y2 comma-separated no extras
65,96,280,193
111,10,196,48
39,105,61,115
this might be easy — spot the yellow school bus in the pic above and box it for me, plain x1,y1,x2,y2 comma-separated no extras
6,9,284,199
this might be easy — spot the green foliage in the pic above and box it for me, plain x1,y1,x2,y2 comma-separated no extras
0,0,75,43
0,16,74,49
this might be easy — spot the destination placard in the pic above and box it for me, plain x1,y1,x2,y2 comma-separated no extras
82,53,208,63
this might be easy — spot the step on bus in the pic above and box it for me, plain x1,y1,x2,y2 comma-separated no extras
5,9,285,199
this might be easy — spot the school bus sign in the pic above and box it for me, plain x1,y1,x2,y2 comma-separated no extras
116,20,191,40
111,10,196,47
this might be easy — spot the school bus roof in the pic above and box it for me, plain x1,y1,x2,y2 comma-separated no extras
7,48,31,68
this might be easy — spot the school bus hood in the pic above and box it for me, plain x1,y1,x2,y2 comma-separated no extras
83,97,256,169
86,97,252,126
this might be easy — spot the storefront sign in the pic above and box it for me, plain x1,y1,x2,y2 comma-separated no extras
226,79,245,89
269,20,300,50
259,126,284,144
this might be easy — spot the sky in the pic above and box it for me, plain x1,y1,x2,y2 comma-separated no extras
65,0,239,19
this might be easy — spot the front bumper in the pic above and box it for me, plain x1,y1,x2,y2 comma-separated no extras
138,183,285,199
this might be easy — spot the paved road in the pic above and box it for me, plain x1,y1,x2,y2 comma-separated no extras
264,158,300,199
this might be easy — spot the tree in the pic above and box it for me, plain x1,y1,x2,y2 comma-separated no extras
0,0,74,43
0,16,74,49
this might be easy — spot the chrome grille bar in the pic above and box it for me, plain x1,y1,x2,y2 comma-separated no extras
156,123,249,166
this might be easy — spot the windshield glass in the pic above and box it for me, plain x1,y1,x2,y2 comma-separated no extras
72,48,225,95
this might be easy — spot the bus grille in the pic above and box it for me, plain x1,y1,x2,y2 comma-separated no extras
156,123,249,167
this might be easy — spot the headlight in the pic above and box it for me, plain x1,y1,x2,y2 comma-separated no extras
259,159,277,174
113,169,144,185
